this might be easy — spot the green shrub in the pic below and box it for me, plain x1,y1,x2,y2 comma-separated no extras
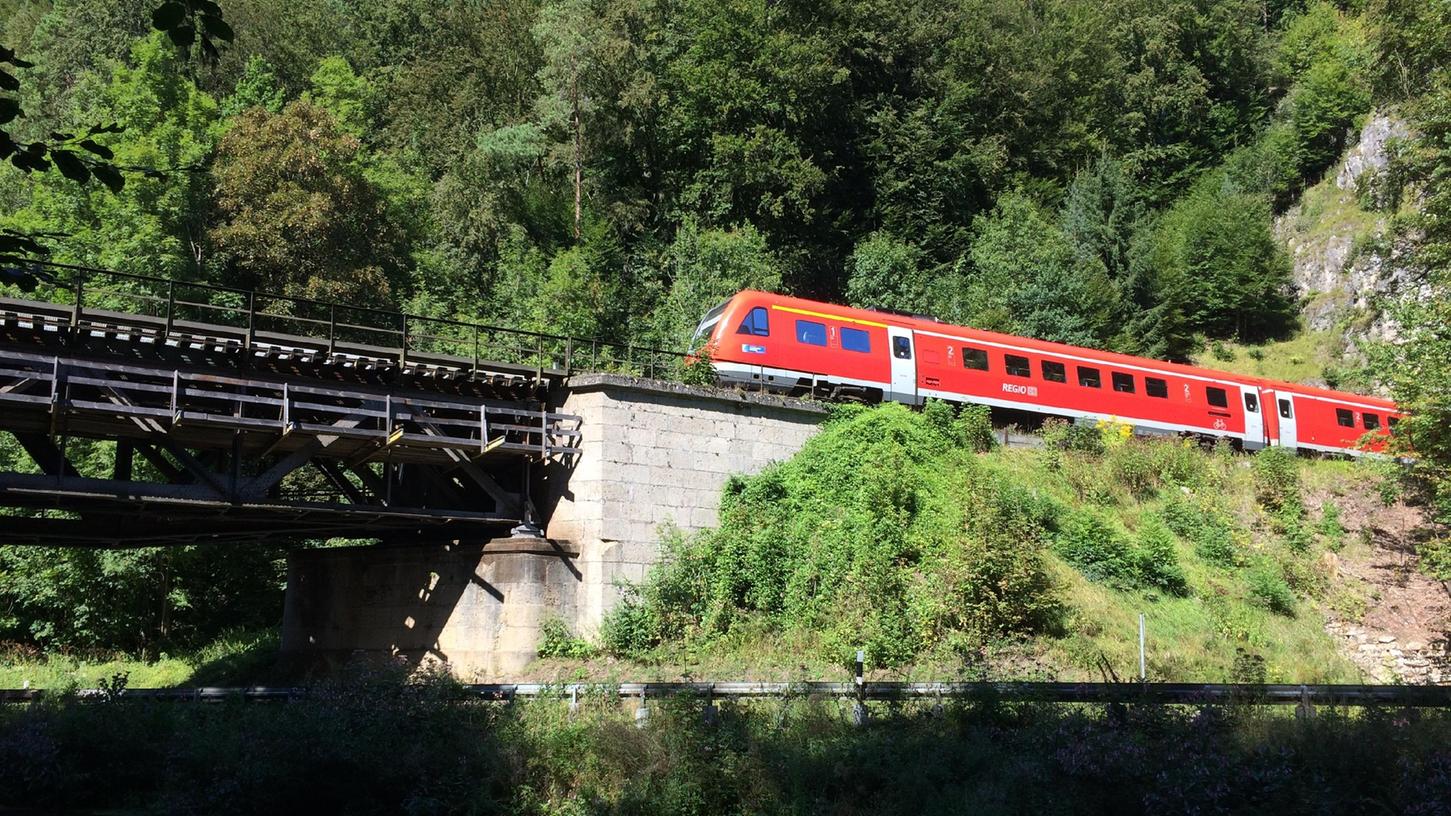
1317,501,1346,550
1046,419,1105,455
1108,440,1158,498
1134,520,1189,596
1419,536,1451,582
1062,454,1119,505
1161,496,1238,567
537,616,596,659
1273,497,1313,552
955,404,997,453
1246,561,1297,616
1054,509,1140,588
1253,447,1301,511
1211,342,1236,362
1150,438,1207,489
922,400,998,453
922,398,958,439
601,404,1060,667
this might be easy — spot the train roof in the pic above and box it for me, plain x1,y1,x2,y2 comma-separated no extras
731,290,1399,411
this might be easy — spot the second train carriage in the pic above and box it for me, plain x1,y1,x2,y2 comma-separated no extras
690,291,1401,456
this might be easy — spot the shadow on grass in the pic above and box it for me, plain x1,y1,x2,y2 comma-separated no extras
3,664,1451,815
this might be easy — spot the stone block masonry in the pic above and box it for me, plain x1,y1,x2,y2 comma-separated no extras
543,374,828,633
281,539,581,678
281,375,827,678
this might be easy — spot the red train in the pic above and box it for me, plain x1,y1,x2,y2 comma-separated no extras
691,291,1402,456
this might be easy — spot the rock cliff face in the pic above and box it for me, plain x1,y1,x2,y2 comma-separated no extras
1275,111,1416,347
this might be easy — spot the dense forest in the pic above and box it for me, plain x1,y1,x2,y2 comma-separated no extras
0,0,1449,656
0,0,1402,356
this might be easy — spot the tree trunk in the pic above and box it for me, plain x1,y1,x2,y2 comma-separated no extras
572,71,583,243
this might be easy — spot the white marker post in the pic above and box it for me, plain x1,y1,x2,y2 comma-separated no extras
1138,613,1147,682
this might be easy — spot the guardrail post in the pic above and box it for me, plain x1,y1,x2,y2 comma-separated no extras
1296,685,1316,720
400,314,408,367
472,326,480,377
852,649,867,727
634,689,649,729
703,685,718,726
564,338,573,373
328,304,337,356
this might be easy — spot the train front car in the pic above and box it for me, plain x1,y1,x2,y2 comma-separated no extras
697,291,904,401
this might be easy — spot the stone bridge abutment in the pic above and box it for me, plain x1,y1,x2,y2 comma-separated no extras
281,375,826,676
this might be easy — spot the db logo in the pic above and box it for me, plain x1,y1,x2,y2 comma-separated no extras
1213,418,1227,431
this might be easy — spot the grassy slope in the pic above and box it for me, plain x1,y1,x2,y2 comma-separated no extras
531,407,1392,685
0,629,280,689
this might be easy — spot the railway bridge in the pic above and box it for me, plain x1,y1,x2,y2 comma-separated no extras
0,266,827,673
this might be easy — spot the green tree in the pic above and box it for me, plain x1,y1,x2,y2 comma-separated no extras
650,220,781,351
2,34,218,279
959,193,1121,348
304,55,372,138
1135,172,1295,344
221,54,285,116
1062,154,1147,284
1380,77,1451,569
844,232,929,315
210,99,409,306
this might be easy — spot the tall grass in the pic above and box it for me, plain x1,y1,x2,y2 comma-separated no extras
2,667,1449,814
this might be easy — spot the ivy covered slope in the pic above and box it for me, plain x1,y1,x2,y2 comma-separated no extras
588,403,1397,683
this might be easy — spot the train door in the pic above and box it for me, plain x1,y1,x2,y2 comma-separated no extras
886,326,918,404
1269,390,1298,449
1240,385,1265,449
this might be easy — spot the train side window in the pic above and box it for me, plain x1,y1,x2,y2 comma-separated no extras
1389,416,1400,431
1111,372,1135,393
1244,392,1258,413
795,319,826,347
1363,413,1381,430
1336,408,1354,427
841,327,871,353
892,336,912,359
1005,354,1031,378
1206,387,1228,408
962,347,989,371
1145,377,1168,398
1077,366,1101,388
1278,399,1293,419
1041,360,1066,382
736,306,769,336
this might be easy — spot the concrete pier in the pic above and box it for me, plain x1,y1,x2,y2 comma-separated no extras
281,376,827,676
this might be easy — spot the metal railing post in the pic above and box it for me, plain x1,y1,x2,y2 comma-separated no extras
400,314,408,367
71,275,84,328
164,280,175,337
245,291,256,349
472,325,480,377
564,338,573,373
328,304,337,355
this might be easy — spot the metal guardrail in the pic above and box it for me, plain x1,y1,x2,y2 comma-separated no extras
4,682,1450,707
3,261,689,381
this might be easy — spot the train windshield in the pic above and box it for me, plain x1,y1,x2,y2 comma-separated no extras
690,299,730,351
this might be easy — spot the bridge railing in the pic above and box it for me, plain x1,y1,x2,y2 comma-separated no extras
5,263,688,380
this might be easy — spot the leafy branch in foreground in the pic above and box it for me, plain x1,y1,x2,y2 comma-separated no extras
151,1,234,64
